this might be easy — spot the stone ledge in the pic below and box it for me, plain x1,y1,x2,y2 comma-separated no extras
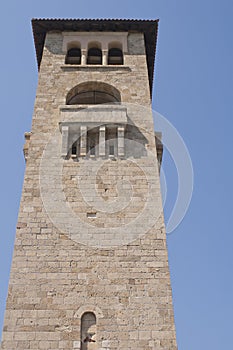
59,105,128,126
60,104,127,112
60,65,132,72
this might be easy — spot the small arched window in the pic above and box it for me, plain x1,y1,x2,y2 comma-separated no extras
87,48,102,65
108,48,123,65
65,48,81,65
81,312,97,350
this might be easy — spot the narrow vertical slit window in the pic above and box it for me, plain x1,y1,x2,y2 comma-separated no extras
71,141,77,156
81,312,97,349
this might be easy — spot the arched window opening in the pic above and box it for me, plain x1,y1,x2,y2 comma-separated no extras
67,91,118,105
65,48,81,65
66,82,121,105
81,312,97,350
87,48,102,65
108,48,123,65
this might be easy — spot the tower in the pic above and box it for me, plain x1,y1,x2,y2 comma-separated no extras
1,19,178,349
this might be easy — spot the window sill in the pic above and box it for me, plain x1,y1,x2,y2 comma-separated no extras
61,64,132,72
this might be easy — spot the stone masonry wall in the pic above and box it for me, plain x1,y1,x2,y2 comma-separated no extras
0,31,178,350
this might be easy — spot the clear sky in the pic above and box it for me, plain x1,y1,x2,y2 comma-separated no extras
0,1,233,349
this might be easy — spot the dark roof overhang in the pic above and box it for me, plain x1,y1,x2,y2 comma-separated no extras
31,18,159,96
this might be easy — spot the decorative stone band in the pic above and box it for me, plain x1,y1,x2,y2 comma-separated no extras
60,104,127,124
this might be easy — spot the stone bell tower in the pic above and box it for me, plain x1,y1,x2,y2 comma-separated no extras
1,19,178,350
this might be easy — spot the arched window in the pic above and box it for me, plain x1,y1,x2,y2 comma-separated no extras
67,91,118,104
66,82,121,105
87,48,102,65
65,48,81,65
108,48,123,65
81,312,97,350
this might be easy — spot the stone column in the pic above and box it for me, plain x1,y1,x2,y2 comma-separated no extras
102,50,108,65
117,125,125,157
81,49,87,65
61,126,69,158
99,126,106,156
80,126,87,156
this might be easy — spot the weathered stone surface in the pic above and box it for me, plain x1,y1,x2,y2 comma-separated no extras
1,23,177,350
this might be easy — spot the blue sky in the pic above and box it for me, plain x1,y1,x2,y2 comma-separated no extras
0,1,233,349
